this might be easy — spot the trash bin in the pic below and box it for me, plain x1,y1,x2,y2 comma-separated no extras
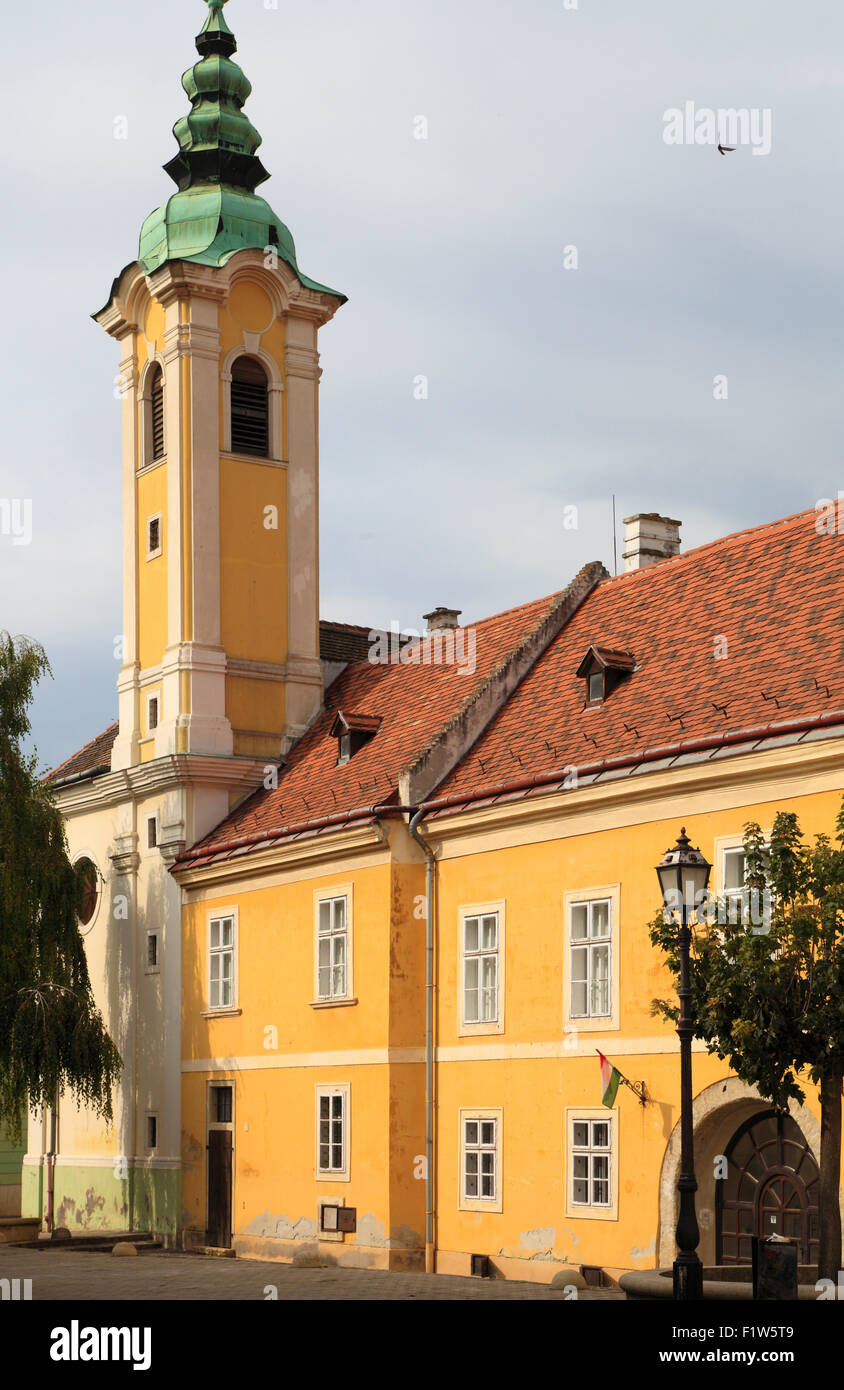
752,1234,799,1300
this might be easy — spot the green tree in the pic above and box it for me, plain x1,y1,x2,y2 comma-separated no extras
0,633,121,1141
650,809,844,1281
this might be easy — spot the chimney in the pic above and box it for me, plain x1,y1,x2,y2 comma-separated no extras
622,514,681,572
423,607,462,633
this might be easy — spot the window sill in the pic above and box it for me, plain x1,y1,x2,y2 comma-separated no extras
221,450,287,470
309,997,358,1010
201,1008,242,1019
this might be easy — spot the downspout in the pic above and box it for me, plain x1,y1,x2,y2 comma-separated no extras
45,1092,57,1233
409,810,436,1275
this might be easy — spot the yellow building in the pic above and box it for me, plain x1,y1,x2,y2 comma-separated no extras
43,0,841,1285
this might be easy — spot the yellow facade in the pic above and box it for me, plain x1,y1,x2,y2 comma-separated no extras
179,741,839,1280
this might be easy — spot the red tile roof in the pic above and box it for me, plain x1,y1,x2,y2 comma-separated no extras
47,723,118,785
175,584,582,868
433,506,844,807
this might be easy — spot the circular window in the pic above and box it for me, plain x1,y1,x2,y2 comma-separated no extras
76,858,101,932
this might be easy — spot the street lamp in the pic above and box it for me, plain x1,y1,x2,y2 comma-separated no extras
655,827,711,1301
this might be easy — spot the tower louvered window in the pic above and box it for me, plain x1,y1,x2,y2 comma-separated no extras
231,356,269,457
150,367,165,462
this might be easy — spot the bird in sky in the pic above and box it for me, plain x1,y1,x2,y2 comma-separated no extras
717,142,736,156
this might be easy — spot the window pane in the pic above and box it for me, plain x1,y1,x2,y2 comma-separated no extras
571,945,587,981
210,979,219,1008
573,1178,588,1203
466,1172,479,1198
573,1154,589,1179
481,1172,494,1197
464,988,479,1023
480,1121,495,1146
210,955,220,982
590,901,610,937
210,920,220,949
333,898,346,931
319,901,331,934
332,963,345,995
571,980,588,1016
319,1144,329,1169
572,1122,589,1148
592,1155,609,1182
724,849,745,891
318,937,330,968
320,1096,330,1120
571,905,588,940
465,1121,479,1147
481,1153,495,1175
591,945,610,1014
466,1152,479,1174
318,966,330,996
592,1122,610,1148
222,919,233,946
464,918,479,952
481,915,498,949
593,1179,609,1205
331,1096,343,1119
221,952,232,979
481,987,496,1021
220,978,232,1007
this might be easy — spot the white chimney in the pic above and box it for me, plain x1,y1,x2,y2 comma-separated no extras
423,607,462,633
622,514,681,572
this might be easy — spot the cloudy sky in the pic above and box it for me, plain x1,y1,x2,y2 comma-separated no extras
4,0,843,770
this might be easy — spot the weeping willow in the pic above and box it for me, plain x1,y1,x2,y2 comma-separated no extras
0,633,122,1141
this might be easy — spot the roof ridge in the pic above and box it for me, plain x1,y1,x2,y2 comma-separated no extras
605,504,819,585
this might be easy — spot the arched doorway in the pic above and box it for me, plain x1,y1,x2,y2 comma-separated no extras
716,1110,819,1265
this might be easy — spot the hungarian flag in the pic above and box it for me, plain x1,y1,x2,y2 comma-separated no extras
598,1050,621,1109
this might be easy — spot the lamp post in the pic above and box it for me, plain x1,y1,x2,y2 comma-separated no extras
655,827,711,1301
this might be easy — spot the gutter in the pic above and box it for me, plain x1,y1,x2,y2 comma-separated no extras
172,707,844,869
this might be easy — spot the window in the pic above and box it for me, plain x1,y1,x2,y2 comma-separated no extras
588,671,603,702
571,1118,612,1208
330,711,381,765
464,1118,497,1201
570,898,612,1018
214,1086,233,1125
147,515,162,559
230,356,269,457
459,1108,503,1212
314,891,353,1004
463,913,499,1024
147,816,158,850
75,857,100,931
146,1115,158,1152
209,916,235,1010
316,1086,349,1179
576,645,635,706
146,931,159,973
147,695,159,731
149,366,165,462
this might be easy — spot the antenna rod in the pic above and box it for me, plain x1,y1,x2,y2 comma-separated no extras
612,494,618,576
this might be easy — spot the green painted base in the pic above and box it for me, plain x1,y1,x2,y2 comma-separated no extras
22,1163,181,1237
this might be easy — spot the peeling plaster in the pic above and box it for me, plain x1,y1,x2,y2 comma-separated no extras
240,1210,318,1242
630,1238,656,1263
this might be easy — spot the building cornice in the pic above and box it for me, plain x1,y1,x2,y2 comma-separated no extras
53,753,268,817
175,821,387,890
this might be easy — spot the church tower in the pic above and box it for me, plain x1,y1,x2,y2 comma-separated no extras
97,0,345,813
23,0,344,1241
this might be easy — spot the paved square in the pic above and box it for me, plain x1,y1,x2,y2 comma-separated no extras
0,1245,624,1301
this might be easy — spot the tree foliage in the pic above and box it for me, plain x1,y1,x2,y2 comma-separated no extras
650,807,844,1276
0,633,122,1139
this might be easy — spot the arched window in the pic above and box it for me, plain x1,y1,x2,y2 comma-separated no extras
76,857,100,932
149,365,165,463
231,356,269,457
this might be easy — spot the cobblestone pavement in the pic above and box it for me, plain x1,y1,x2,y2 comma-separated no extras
0,1245,625,1301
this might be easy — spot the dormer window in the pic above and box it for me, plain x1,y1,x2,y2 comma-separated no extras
576,646,635,707
330,711,381,766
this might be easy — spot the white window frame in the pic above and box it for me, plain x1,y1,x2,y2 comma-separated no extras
145,813,160,854
565,1108,618,1220
146,512,163,561
458,900,505,1037
312,886,354,1006
146,690,161,735
145,929,160,975
207,909,239,1013
716,834,772,928
315,1084,350,1182
459,1107,503,1213
563,885,620,1034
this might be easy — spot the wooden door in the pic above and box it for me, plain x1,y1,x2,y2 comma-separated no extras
207,1129,233,1249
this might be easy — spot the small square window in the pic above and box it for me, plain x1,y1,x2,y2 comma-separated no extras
147,817,158,850
147,515,162,559
148,697,159,731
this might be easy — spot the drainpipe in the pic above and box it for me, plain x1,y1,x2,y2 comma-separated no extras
409,810,436,1275
45,1087,58,1234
